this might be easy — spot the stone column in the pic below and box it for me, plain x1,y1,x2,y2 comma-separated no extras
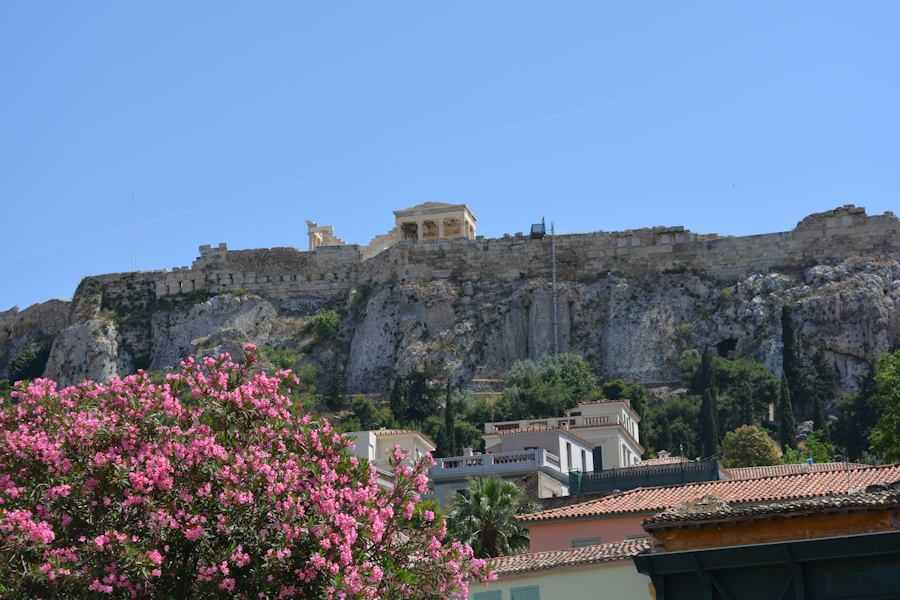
416,220,423,240
438,219,445,238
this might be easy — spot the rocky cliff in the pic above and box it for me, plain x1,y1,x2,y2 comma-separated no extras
2,206,898,396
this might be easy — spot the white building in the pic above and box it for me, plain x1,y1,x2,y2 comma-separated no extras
430,427,594,505
348,429,437,489
482,400,644,470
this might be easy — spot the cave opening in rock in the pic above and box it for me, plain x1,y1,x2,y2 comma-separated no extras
716,338,737,358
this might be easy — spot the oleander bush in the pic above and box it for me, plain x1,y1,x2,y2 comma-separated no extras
0,344,490,598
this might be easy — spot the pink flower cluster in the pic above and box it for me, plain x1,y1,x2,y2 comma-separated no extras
0,344,492,598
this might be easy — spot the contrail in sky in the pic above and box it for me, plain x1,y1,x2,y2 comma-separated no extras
1,92,649,264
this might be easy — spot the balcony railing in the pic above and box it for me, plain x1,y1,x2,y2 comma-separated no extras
430,449,562,479
569,460,721,494
484,414,624,434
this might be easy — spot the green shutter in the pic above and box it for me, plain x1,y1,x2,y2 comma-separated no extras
511,586,540,600
473,592,501,600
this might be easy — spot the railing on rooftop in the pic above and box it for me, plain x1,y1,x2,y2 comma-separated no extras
430,449,562,478
569,460,721,494
484,414,624,434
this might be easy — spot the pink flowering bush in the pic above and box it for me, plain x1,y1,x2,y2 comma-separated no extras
0,344,492,598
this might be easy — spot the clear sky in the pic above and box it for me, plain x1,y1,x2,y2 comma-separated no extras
1,2,898,310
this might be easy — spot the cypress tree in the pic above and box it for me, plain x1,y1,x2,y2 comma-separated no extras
694,345,715,395
781,305,808,418
778,373,797,449
443,382,457,456
810,349,835,433
699,387,720,457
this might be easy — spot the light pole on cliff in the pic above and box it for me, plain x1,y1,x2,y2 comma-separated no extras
551,221,558,356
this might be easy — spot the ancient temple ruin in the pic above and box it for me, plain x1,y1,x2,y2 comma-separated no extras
307,201,477,259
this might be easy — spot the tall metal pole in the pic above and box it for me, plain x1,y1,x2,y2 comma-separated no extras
551,221,558,356
131,197,136,273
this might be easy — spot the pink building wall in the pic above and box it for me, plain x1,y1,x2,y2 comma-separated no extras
525,514,649,552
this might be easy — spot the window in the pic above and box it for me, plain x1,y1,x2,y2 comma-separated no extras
473,592,501,600
511,586,540,600
571,537,601,548
566,442,572,471
580,449,587,471
593,446,603,472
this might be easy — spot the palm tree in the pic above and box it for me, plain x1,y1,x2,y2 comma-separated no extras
447,477,534,558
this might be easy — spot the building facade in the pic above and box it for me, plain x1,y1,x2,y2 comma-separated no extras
430,428,593,505
348,429,436,489
306,201,478,259
482,400,644,471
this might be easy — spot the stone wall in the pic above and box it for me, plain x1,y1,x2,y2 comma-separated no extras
360,205,899,285
155,244,362,301
147,205,897,300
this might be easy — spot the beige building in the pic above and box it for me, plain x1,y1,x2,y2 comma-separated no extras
348,429,437,489
307,201,477,258
430,428,594,505
483,400,644,471
468,539,653,600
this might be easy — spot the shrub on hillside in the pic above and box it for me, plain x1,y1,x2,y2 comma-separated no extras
0,345,490,598
721,425,781,468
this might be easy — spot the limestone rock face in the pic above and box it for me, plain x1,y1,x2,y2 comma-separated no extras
0,299,70,379
44,319,129,387
149,294,280,371
339,256,899,396
5,255,898,401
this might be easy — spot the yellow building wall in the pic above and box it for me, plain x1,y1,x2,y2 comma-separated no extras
468,560,655,600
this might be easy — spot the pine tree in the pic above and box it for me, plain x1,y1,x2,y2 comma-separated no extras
778,373,797,449
699,387,720,457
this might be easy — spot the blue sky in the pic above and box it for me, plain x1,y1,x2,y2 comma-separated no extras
1,2,898,310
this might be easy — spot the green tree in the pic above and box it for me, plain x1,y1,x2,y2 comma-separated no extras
870,350,900,461
322,357,346,410
448,477,534,559
698,387,719,457
831,367,882,460
679,349,777,433
782,430,837,464
442,383,458,457
691,345,715,396
601,380,627,400
389,368,441,424
8,344,51,383
498,353,597,420
643,395,700,458
781,304,809,418
778,373,797,449
809,349,836,429
721,425,780,468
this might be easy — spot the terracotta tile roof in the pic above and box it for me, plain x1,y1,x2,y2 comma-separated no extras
518,464,900,523
487,538,651,577
643,482,900,528
724,462,871,480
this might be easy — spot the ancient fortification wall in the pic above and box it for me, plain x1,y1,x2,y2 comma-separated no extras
71,205,894,306
362,205,899,285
